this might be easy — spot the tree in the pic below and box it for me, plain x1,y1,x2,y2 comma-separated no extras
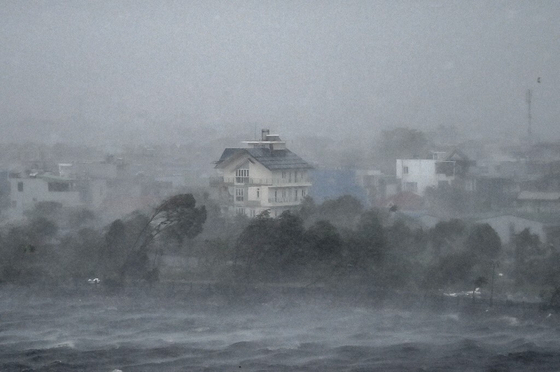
59,227,104,281
429,219,466,257
274,211,305,272
67,208,97,229
348,210,387,279
304,220,343,263
465,223,501,259
422,251,476,291
315,195,364,229
0,217,59,284
99,219,130,281
234,210,276,281
298,196,317,221
25,201,63,221
120,194,207,283
381,220,427,289
513,228,544,287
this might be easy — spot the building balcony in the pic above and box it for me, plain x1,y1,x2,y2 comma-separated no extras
267,197,303,205
210,176,311,187
232,199,263,208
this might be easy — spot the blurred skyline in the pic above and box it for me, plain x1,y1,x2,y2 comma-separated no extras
1,1,559,145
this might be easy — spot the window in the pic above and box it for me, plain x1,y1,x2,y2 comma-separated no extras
236,207,245,215
274,190,278,202
294,171,298,182
302,189,307,197
17,182,23,192
403,166,409,174
282,171,286,179
235,188,244,201
295,189,299,200
48,182,70,192
256,188,260,198
236,169,249,183
250,209,256,217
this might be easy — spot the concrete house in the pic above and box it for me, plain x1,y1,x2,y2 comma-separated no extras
517,191,560,213
8,172,81,219
212,129,313,217
396,149,473,196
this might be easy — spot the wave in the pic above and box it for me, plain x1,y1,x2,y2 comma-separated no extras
2,287,560,371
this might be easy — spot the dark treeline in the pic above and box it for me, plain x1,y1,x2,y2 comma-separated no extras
1,194,560,306
227,196,560,301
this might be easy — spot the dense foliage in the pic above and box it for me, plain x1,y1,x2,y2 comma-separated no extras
0,193,557,301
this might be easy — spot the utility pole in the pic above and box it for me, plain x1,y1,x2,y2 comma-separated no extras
490,260,499,307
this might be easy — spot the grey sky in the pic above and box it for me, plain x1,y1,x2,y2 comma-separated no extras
1,1,559,144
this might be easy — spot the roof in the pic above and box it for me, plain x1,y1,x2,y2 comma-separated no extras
444,148,470,162
215,147,313,171
518,191,560,201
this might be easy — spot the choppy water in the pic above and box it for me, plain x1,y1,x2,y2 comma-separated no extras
1,285,560,371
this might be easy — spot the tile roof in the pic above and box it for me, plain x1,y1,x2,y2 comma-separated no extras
215,148,313,170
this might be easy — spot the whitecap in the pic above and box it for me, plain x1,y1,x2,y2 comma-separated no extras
499,316,519,326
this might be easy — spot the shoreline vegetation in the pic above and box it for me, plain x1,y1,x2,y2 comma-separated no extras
2,193,560,316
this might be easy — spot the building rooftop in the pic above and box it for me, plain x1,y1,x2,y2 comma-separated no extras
215,147,313,171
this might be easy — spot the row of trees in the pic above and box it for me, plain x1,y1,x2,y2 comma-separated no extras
228,207,502,291
1,192,559,300
0,195,207,285
201,195,560,299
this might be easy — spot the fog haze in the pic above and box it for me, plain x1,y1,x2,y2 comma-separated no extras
1,1,559,144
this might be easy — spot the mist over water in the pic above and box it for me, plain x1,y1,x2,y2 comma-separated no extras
2,285,560,371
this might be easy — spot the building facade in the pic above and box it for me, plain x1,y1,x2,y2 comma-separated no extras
212,129,313,217
396,149,472,196
7,172,109,220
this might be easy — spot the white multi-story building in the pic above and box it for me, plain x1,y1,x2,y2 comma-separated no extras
396,150,472,196
6,159,125,220
8,172,109,220
212,129,313,217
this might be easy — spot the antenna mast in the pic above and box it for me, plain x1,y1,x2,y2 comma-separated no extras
526,89,532,146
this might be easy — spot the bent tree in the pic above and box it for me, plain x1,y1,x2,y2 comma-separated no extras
120,194,207,283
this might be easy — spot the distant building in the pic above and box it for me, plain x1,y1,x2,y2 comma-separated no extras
517,191,560,213
212,129,313,217
308,168,368,206
396,149,473,196
355,169,399,207
8,172,107,219
6,158,127,220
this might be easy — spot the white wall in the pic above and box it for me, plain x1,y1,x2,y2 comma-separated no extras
9,178,82,219
397,159,437,195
